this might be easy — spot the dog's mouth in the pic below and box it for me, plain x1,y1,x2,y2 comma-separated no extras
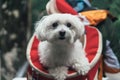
59,37,65,40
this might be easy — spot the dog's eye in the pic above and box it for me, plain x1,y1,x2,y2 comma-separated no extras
52,22,58,28
66,22,71,28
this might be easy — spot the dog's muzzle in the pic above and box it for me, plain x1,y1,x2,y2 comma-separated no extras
59,31,66,40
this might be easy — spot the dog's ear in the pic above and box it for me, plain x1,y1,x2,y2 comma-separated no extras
75,16,85,39
35,16,47,41
76,24,85,41
77,14,90,25
79,24,85,37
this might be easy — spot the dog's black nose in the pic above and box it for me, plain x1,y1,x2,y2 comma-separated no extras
59,31,66,36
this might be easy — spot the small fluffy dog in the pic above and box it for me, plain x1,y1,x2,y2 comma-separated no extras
35,14,90,80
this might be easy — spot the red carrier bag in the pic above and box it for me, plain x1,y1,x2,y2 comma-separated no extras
26,26,102,80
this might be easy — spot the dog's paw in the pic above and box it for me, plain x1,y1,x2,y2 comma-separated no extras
49,67,68,80
73,63,90,75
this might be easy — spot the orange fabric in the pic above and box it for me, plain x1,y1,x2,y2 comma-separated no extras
103,62,120,73
80,10,108,26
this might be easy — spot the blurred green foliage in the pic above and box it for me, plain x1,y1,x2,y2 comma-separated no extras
32,0,48,30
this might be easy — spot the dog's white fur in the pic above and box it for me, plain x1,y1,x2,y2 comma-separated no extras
35,14,90,80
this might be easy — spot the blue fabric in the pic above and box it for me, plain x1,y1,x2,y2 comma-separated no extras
66,0,85,12
66,0,83,7
74,2,85,12
104,40,120,69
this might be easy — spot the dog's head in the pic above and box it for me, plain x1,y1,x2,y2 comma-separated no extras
35,14,85,44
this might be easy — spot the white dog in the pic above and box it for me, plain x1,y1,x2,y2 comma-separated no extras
35,14,90,80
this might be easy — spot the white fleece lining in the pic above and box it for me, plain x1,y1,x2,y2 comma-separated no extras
46,0,60,14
